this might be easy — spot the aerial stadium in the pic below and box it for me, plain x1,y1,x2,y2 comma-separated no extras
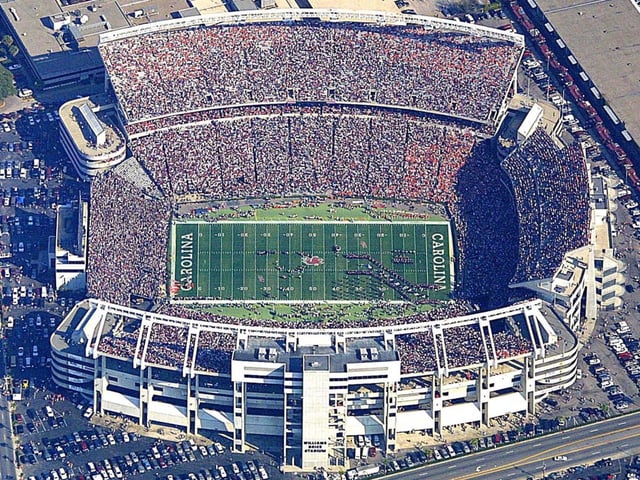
52,9,594,470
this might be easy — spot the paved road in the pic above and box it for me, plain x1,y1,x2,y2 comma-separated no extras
0,347,17,480
389,412,640,480
0,396,17,480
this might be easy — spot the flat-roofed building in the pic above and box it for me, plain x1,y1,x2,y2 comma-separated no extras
0,0,129,87
531,0,640,154
58,95,126,180
55,194,88,291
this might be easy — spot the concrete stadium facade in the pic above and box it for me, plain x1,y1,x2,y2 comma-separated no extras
51,298,581,470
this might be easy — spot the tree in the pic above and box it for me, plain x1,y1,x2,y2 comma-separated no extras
452,0,478,14
469,437,480,450
1,35,13,48
8,45,18,58
0,65,16,101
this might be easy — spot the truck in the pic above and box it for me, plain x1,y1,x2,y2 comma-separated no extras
346,464,381,480
17,88,33,98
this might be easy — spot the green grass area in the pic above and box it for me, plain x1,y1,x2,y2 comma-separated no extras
170,220,452,303
199,201,445,223
197,302,435,322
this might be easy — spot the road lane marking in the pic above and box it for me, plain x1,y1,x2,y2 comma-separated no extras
454,426,640,480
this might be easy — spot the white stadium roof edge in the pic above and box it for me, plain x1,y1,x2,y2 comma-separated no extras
75,297,554,360
97,9,525,48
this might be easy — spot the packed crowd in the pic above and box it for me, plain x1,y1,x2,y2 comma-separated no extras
88,112,588,317
96,322,138,361
96,316,236,373
195,330,234,374
502,129,590,282
86,24,588,373
86,171,171,306
396,321,533,374
145,323,188,368
448,140,520,304
93,301,535,374
129,107,477,205
99,23,522,123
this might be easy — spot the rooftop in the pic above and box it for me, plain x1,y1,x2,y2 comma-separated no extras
592,176,607,211
58,95,125,157
233,336,399,373
309,0,398,12
535,0,640,144
0,0,128,82
551,253,587,298
56,203,80,254
50,304,93,356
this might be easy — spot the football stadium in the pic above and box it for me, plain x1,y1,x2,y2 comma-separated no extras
51,10,593,470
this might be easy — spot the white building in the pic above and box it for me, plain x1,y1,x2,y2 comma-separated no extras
51,298,580,470
58,96,126,180
55,195,88,291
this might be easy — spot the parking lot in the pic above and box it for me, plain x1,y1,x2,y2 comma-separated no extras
12,391,282,480
1,3,640,480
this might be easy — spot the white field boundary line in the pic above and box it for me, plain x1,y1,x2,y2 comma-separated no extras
174,220,451,225
170,299,412,305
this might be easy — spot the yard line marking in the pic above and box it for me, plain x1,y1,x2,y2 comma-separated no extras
322,223,326,300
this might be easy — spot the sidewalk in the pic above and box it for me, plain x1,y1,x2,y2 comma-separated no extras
91,411,210,446
0,95,30,114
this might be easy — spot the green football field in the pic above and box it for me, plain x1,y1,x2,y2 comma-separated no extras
170,221,452,302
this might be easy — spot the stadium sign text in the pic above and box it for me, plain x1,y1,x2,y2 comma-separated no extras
431,233,447,285
179,233,194,291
